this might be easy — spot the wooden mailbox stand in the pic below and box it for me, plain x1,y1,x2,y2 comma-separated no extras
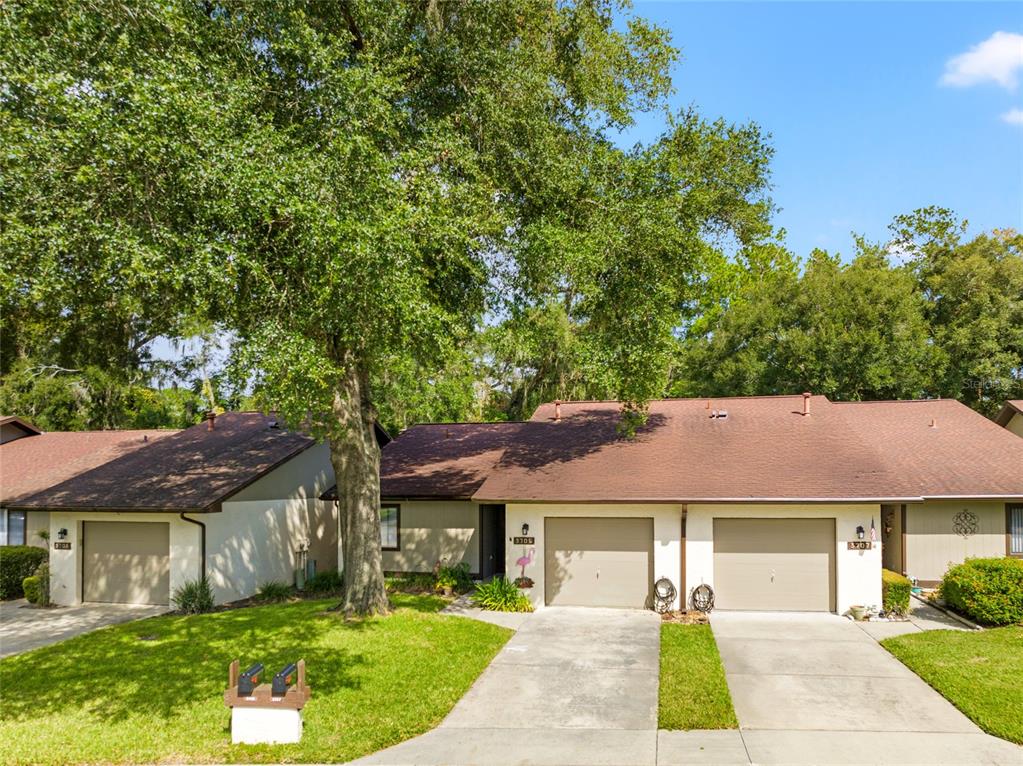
224,659,311,744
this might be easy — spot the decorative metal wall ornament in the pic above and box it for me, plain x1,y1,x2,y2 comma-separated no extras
953,509,978,538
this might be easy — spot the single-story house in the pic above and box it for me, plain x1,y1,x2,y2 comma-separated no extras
331,395,1023,614
996,400,1023,438
1,417,172,548
6,412,338,607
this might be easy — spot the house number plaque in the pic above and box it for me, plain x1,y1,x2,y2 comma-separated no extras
513,536,535,545
847,540,872,550
53,542,72,550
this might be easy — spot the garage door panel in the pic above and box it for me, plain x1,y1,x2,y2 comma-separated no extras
545,517,653,609
83,521,170,605
713,518,835,612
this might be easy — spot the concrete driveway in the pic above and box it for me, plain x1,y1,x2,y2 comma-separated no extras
352,606,662,765
0,599,166,658
708,611,1022,764
349,607,1021,765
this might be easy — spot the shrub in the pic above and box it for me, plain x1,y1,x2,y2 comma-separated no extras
256,580,294,603
22,576,43,605
23,562,50,606
172,577,215,614
0,545,48,600
881,568,911,616
939,558,1023,626
472,577,534,613
305,569,344,594
434,562,472,594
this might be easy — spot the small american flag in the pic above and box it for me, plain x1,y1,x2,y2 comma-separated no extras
870,517,877,543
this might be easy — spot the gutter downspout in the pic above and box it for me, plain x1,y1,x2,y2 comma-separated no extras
180,512,206,581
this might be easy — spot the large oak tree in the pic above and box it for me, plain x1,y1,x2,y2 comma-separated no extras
2,0,773,614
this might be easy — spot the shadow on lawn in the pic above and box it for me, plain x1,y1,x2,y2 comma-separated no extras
0,602,377,723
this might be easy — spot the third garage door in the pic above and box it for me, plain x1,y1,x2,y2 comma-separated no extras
713,518,835,611
83,521,170,605
544,517,653,608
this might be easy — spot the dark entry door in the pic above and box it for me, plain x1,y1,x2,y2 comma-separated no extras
478,504,506,579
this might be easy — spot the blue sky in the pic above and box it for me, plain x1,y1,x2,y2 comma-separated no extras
617,2,1023,259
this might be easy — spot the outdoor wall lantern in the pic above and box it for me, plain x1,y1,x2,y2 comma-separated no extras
521,523,530,537
856,525,865,540
57,527,68,540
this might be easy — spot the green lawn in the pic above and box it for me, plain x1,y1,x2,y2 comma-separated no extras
658,623,738,730
882,626,1023,744
0,594,511,765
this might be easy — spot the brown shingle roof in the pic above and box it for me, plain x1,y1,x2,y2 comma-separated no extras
475,396,913,503
7,412,314,512
321,422,526,501
837,399,1023,496
1,429,172,504
321,396,1023,506
995,400,1023,428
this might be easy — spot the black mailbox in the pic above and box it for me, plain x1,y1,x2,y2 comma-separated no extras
272,663,298,696
238,662,264,696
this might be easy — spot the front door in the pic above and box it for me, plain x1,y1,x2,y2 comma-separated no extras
478,504,506,579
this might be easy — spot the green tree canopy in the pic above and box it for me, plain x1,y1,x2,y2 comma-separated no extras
1,0,774,613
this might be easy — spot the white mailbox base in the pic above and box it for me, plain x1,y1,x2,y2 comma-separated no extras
231,706,303,744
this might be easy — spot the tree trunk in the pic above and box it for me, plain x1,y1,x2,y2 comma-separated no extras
329,358,389,616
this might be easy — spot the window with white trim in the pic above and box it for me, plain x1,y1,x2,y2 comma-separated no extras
380,505,400,551
1009,504,1023,557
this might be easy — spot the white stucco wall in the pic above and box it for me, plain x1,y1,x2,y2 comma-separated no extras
48,441,338,606
505,503,685,610
26,510,50,548
380,500,480,574
48,511,200,607
206,441,337,603
208,497,337,604
686,503,883,615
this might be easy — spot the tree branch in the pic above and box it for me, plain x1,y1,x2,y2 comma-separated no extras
339,1,364,52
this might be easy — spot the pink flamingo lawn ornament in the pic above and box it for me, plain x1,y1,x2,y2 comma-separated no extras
516,548,535,579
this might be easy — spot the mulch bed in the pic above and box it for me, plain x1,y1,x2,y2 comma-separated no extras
660,609,710,625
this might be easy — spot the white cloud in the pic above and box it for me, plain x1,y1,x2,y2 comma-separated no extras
1002,107,1023,125
941,31,1023,89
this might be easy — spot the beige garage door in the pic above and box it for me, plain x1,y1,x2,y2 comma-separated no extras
83,521,170,605
544,517,653,608
713,518,835,612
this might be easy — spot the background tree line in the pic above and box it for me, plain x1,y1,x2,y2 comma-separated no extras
3,207,1021,429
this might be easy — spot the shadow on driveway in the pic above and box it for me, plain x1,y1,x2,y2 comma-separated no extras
0,599,167,658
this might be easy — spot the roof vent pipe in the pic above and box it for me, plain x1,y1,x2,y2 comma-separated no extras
554,400,562,422
207,411,216,431
930,418,937,428
802,392,812,416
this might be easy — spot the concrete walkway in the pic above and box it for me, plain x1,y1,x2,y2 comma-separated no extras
707,611,1021,765
0,599,166,658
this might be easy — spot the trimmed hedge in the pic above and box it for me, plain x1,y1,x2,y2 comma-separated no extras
0,545,48,600
881,568,911,616
23,575,43,605
939,558,1023,626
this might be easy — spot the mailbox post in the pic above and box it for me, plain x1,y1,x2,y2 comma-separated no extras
224,659,311,744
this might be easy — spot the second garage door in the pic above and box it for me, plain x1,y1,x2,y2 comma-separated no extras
544,517,653,608
713,518,836,611
83,521,170,605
